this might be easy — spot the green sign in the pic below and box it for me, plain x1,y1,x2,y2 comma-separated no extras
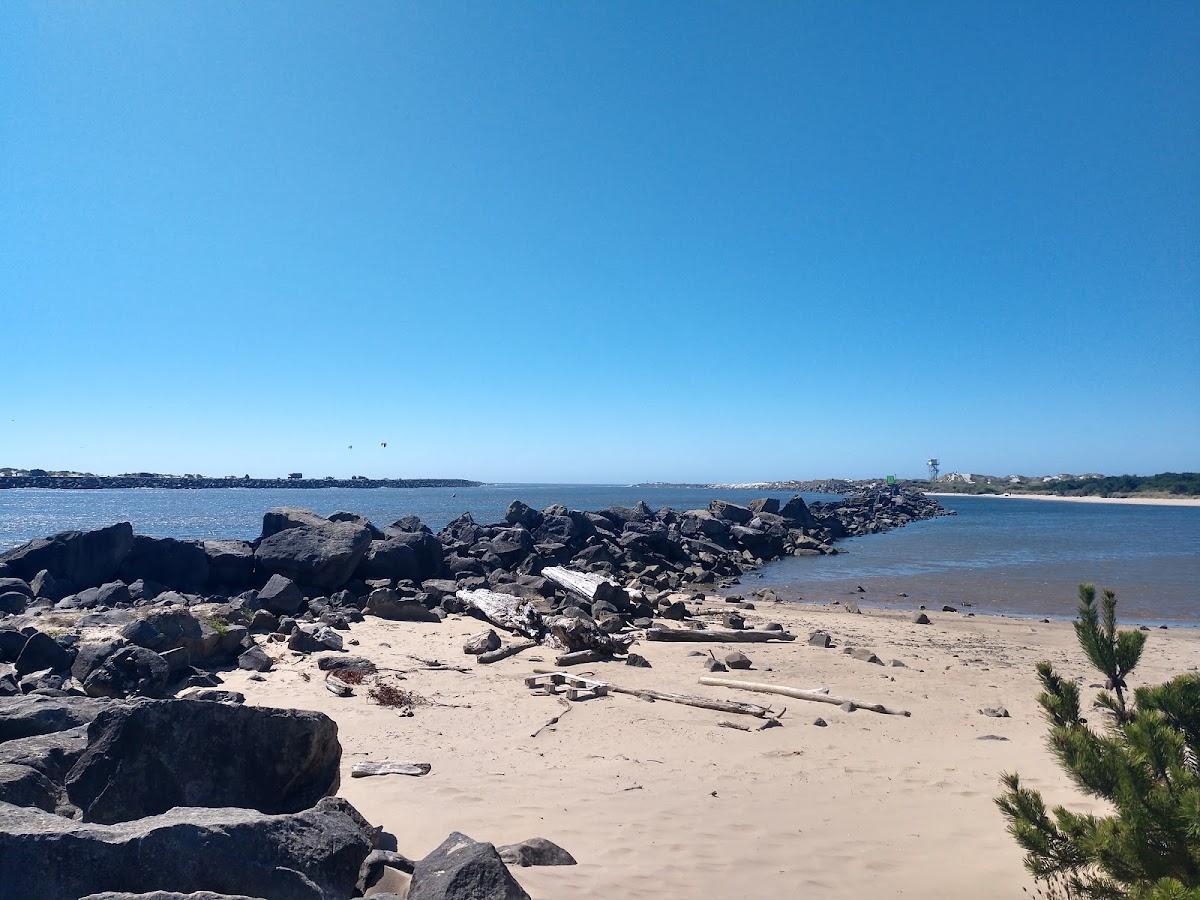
886,474,896,485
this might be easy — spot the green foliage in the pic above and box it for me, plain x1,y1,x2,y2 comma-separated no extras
202,616,229,636
996,585,1200,899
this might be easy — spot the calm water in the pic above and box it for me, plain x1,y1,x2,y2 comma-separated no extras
0,487,1196,623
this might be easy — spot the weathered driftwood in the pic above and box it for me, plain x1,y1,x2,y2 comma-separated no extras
529,666,773,717
698,676,911,717
611,685,774,717
477,639,538,664
324,673,354,697
555,649,608,667
542,566,624,604
645,627,796,643
351,761,432,778
456,589,543,638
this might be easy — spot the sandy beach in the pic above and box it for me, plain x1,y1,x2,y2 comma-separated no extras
926,492,1200,508
204,597,1200,899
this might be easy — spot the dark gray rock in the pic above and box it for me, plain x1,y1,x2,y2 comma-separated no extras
0,577,32,598
237,646,273,672
355,538,421,582
625,653,651,667
0,795,372,900
911,612,931,625
0,694,111,742
255,518,372,593
807,631,832,648
30,568,67,601
202,540,255,589
70,638,128,683
708,500,753,524
409,831,530,900
379,529,443,581
364,588,440,622
497,836,577,867
0,761,58,810
0,591,27,616
257,573,305,616
81,646,170,699
118,536,210,593
0,522,134,594
65,698,341,823
724,651,752,670
15,632,72,675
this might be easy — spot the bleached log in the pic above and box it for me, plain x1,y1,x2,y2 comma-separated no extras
477,639,538,664
555,649,608,666
542,566,625,604
528,667,775,717
698,676,911,717
457,589,543,638
351,761,432,778
645,627,795,643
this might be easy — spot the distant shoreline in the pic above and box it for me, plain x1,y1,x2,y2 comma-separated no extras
0,475,481,491
926,491,1200,508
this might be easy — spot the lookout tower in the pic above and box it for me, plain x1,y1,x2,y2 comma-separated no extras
927,458,940,482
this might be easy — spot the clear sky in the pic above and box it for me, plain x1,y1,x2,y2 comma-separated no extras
2,2,1197,483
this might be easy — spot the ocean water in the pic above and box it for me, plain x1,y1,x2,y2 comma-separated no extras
0,486,1196,623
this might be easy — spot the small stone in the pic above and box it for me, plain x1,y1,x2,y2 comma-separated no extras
942,605,957,613
812,717,827,726
722,613,745,630
911,612,931,625
237,645,273,672
703,658,727,672
724,651,752,670
625,653,651,668
980,707,1010,718
463,629,501,655
839,701,855,712
890,659,907,667
977,734,1010,741
850,648,883,665
807,631,832,648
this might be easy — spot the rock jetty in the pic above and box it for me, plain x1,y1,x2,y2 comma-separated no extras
0,474,481,490
0,486,944,897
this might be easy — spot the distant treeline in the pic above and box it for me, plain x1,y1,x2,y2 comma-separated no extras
1038,472,1200,497
923,472,1200,498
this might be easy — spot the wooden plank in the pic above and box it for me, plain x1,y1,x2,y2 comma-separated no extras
477,638,538,664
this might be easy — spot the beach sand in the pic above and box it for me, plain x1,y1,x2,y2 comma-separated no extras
926,492,1200,507
213,598,1200,899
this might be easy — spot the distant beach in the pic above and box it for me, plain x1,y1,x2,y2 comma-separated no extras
926,492,1200,508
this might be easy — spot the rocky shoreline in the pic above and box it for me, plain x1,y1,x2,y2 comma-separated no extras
0,475,481,491
0,487,946,898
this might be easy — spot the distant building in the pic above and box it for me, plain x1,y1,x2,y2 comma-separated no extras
287,473,304,480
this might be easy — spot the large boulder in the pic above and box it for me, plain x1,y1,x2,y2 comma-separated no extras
408,831,530,900
708,500,753,524
255,519,371,593
0,796,373,900
0,695,112,742
259,507,331,538
363,588,440,622
0,522,134,593
14,631,72,676
779,495,818,528
81,646,171,699
380,529,443,581
65,698,341,823
355,538,421,582
0,590,28,616
202,540,255,590
118,536,210,593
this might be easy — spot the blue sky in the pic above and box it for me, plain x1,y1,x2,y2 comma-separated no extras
1,2,1197,483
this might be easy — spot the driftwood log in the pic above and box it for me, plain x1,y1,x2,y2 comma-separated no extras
646,627,796,643
555,649,609,667
456,589,543,638
477,639,538,664
351,761,432,778
541,566,625,604
528,668,773,717
699,676,912,717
